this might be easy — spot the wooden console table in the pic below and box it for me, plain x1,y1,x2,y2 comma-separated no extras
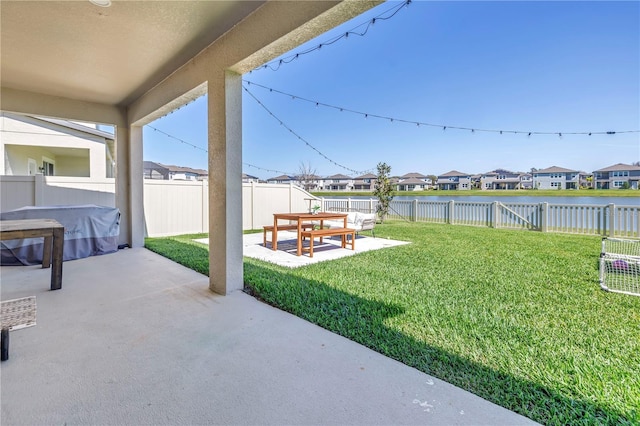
0,219,64,290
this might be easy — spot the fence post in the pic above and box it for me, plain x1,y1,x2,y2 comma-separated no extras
369,198,374,214
412,199,418,222
540,202,548,232
347,197,352,212
491,201,499,228
608,203,616,237
448,200,455,224
321,197,325,212
34,174,45,206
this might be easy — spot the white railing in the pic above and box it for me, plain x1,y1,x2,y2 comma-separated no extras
322,198,640,238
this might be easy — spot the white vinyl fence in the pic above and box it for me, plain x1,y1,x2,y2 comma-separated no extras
0,176,317,237
322,198,640,239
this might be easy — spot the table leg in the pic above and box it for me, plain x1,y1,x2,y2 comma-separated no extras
272,217,278,251
42,235,52,269
296,219,302,256
50,227,64,290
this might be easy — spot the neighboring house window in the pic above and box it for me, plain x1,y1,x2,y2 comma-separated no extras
461,183,468,188
42,160,54,176
551,182,560,187
612,171,629,177
613,181,625,187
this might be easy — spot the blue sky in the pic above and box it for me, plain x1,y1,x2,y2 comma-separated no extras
143,1,640,180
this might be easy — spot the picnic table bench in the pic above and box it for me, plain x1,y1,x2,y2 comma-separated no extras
263,223,314,247
300,227,355,258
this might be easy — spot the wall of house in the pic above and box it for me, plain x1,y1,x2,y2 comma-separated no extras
0,114,106,178
3,144,59,175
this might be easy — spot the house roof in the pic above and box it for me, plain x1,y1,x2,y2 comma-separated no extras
354,173,377,179
325,174,352,180
439,170,469,177
400,172,427,179
242,173,258,180
397,177,428,185
267,175,294,181
26,114,115,140
144,161,207,176
161,164,208,176
534,166,578,173
593,163,640,172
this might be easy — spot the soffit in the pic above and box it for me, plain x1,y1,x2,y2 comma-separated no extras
0,1,265,107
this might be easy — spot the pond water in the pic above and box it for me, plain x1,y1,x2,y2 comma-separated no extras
327,194,638,206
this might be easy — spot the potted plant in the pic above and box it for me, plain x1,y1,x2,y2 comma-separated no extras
311,205,321,215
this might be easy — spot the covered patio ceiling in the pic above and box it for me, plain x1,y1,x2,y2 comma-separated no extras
1,0,380,114
1,1,266,107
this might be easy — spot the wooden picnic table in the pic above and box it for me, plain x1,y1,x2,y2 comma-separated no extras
0,219,64,290
272,212,347,256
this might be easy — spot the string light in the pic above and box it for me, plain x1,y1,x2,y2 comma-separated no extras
243,80,640,137
148,118,373,179
251,1,410,72
243,85,371,175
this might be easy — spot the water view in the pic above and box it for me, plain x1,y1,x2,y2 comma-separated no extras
330,194,638,206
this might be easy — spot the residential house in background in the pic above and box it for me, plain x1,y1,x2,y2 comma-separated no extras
593,163,640,189
532,166,580,189
298,174,323,192
266,174,296,185
1,111,115,178
481,169,526,190
323,173,353,191
396,172,432,191
519,173,534,189
143,161,207,181
242,173,260,183
436,170,472,190
352,173,377,191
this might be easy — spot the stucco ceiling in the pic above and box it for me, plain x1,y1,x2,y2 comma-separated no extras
0,1,266,107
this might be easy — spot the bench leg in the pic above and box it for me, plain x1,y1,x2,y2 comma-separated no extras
1,328,9,361
309,237,314,258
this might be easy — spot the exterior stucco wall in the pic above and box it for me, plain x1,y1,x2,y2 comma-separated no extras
0,114,107,177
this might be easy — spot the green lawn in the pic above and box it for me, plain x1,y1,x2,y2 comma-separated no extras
145,223,640,425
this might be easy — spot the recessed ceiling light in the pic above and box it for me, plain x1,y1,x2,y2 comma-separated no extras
89,0,111,7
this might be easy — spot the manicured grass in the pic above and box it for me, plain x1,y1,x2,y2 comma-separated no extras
311,189,639,197
145,223,640,425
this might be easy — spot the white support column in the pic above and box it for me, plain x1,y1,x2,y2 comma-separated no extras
130,125,145,248
208,71,243,295
115,123,145,247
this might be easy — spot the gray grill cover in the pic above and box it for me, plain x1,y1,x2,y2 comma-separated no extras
1,205,120,266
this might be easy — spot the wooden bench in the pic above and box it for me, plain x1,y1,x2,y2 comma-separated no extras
1,296,37,361
263,223,315,247
299,227,355,258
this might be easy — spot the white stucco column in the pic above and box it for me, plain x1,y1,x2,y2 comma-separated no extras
115,123,145,248
129,125,145,248
207,71,243,295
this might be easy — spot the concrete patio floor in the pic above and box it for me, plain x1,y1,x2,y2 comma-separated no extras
1,248,537,425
